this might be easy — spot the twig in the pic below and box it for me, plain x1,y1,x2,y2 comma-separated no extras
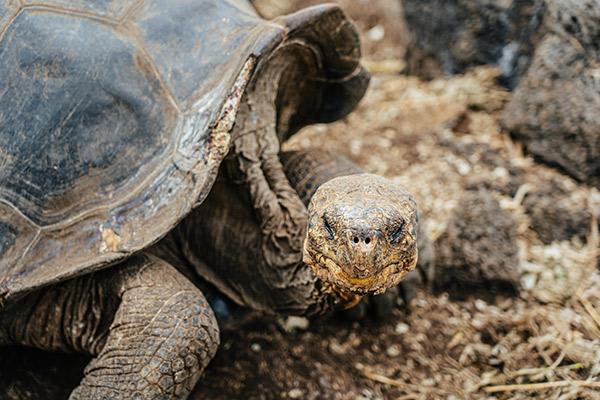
585,190,598,266
396,395,420,400
359,368,449,396
508,362,582,378
484,380,600,393
474,363,583,391
579,296,600,331
512,183,532,207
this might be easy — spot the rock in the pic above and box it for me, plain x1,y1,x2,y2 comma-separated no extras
403,0,600,188
522,178,592,244
432,189,520,298
501,0,600,187
278,316,310,333
386,345,401,357
394,322,410,334
403,0,545,88
251,343,261,352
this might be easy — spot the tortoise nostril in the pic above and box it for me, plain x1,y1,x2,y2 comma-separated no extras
351,235,373,246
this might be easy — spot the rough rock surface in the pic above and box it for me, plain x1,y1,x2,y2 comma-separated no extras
523,178,592,244
432,189,520,297
403,0,600,187
501,0,600,187
403,0,545,87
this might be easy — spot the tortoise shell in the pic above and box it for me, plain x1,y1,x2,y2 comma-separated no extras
0,0,367,305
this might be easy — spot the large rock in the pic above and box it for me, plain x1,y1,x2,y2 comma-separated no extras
501,1,600,187
432,189,520,298
523,178,593,244
403,0,600,187
403,0,545,88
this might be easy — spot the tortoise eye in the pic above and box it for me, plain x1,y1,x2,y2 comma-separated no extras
323,217,335,240
390,221,405,243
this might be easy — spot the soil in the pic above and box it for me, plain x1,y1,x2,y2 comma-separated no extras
2,1,599,399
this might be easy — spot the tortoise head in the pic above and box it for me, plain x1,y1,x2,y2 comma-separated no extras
303,174,418,296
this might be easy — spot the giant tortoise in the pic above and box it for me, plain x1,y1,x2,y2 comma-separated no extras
0,1,419,399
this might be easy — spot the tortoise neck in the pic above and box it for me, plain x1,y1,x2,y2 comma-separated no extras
280,149,364,206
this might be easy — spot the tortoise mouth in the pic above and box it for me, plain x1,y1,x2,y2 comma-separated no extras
303,242,417,295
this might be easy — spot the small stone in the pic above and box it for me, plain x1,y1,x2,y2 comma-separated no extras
455,159,471,176
493,166,509,179
250,343,261,352
279,316,309,332
544,244,562,260
329,340,348,355
489,358,503,367
422,378,436,386
395,322,410,334
288,389,304,399
366,25,385,42
386,345,401,357
474,299,487,311
350,139,363,155
521,273,537,290
376,137,392,148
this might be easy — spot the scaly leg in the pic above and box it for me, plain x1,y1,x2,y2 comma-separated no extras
228,79,308,269
0,254,219,400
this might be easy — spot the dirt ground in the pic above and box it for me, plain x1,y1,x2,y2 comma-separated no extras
2,1,599,399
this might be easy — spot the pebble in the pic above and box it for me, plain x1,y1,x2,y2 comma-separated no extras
279,316,310,332
521,273,537,290
394,322,409,334
544,244,562,259
386,345,401,357
422,378,436,386
366,25,385,42
350,139,363,155
288,389,303,399
474,299,487,311
251,343,261,352
493,166,509,179
455,159,471,175
329,340,347,355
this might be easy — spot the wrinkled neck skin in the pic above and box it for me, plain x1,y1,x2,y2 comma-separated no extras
155,46,375,317
153,150,367,317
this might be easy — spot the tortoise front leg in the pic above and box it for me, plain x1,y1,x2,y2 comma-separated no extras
229,99,307,269
0,254,219,400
